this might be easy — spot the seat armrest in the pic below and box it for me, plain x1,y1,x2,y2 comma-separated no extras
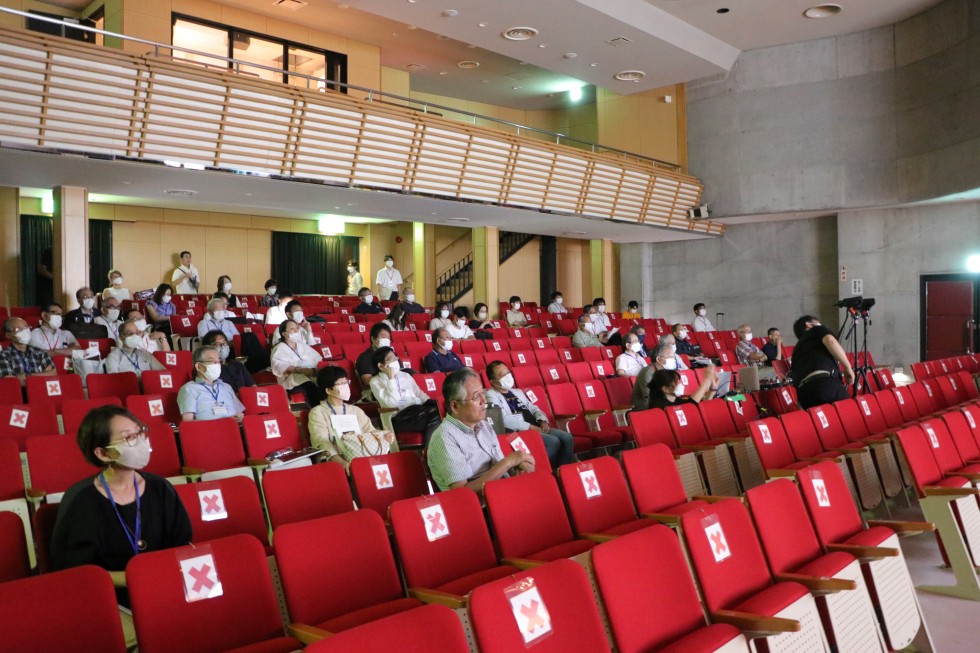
709,609,800,636
409,587,468,608
923,485,979,497
582,532,617,543
801,455,843,463
583,410,607,417
866,519,935,535
379,406,399,413
773,572,856,594
948,471,980,482
287,624,331,645
692,495,743,504
501,557,544,570
181,465,204,478
247,458,270,468
641,512,681,526
767,468,800,479
826,543,898,561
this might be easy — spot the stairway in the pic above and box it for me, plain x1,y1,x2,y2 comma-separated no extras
435,231,536,304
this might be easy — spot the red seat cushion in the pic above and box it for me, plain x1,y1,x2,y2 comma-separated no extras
659,623,744,653
526,539,596,562
601,519,657,537
434,565,520,596
845,526,894,548
396,432,424,447
319,598,423,633
794,551,854,578
224,637,304,653
734,582,809,616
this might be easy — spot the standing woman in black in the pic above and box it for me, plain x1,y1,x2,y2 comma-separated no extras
790,314,855,409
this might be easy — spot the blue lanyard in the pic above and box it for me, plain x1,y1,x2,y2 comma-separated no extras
99,472,143,554
198,381,221,402
123,350,142,372
11,348,30,372
327,401,346,415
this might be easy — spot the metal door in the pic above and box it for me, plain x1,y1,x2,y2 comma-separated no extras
921,275,979,360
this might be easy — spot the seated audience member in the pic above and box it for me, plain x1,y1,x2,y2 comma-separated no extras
505,296,528,327
201,330,255,393
735,324,775,381
354,287,384,314
572,314,606,348
308,366,397,473
30,303,82,356
102,269,132,303
270,300,315,345
427,368,534,492
144,284,176,333
271,320,324,407
383,303,408,332
345,260,363,296
177,346,245,421
652,334,688,371
692,302,715,332
105,320,166,377
196,298,240,340
622,300,641,320
356,323,392,391
428,301,453,331
446,307,474,340
64,287,98,328
264,289,294,326
546,291,568,315
0,317,55,383
672,323,700,357
423,328,464,373
791,314,853,409
632,362,657,411
369,346,441,444
762,327,783,363
629,324,649,356
589,298,622,346
211,293,236,318
469,303,494,332
647,366,717,410
260,279,279,308
615,333,647,377
95,297,124,341
50,405,192,644
214,275,242,308
399,287,425,314
124,309,170,352
485,361,574,467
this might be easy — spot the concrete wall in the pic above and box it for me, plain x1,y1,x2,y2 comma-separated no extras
687,0,980,217
837,200,980,368
619,216,839,342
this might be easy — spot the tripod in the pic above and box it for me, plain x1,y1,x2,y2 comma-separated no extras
837,307,881,397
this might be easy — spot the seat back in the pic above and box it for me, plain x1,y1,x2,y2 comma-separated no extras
960,404,980,445
745,478,823,574
389,487,499,590
142,423,184,479
126,393,181,425
796,461,865,546
242,412,302,460
936,375,966,406
469,558,610,653
62,397,122,436
128,534,288,653
565,362,593,383
303,604,469,653
908,382,940,415
484,472,576,560
621,443,689,514
629,408,678,449
349,451,430,520
593,526,713,653
0,376,23,403
0,510,29,582
957,371,979,399
575,380,620,432
174,476,268,545
263,463,353,530
141,369,184,394
0,437,24,501
511,365,543,388
855,394,889,434
26,435,98,497
25,374,84,413
833,398,871,442
727,396,760,432
779,410,826,459
86,372,140,402
894,426,945,495
680,499,773,613
497,430,552,474
602,376,634,411
664,403,709,447
748,417,798,472
890,386,921,422
0,403,61,450
873,389,906,428
539,362,568,385
808,404,849,450
699,398,738,439
239,385,291,415
0,565,126,653
558,458,638,536
414,373,445,397
920,418,965,476
274,511,405,626
179,418,247,473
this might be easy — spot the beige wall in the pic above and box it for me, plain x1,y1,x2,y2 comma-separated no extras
597,84,687,169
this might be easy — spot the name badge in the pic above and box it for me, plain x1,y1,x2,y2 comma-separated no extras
212,404,229,416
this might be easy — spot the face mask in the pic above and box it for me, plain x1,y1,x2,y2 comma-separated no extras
440,310,450,319
218,345,230,361
81,298,96,310
347,267,355,273
335,384,352,401
162,295,172,304
13,329,31,345
406,294,415,303
478,311,487,320
123,335,144,350
223,282,232,292
105,308,120,322
108,437,151,470
288,331,303,343
201,363,221,382
664,357,677,370
668,344,677,354
385,260,394,268
267,287,277,295
47,314,63,329
387,360,401,371
743,332,753,341
112,277,124,286
673,384,685,397
597,304,606,313
362,294,374,304
134,319,148,332
499,373,515,391
582,322,594,333
678,330,688,340
697,309,706,317
291,311,305,323
377,337,391,348
212,310,225,321
629,342,642,353
555,297,563,305
512,302,521,310
442,339,454,351
629,306,638,313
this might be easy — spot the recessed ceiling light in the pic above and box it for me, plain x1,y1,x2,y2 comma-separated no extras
245,192,254,197
442,9,458,17
457,60,480,69
563,52,577,59
716,7,729,13
446,217,470,222
163,189,197,197
482,79,489,83
478,22,488,27
337,3,349,8
804,3,842,17
439,71,448,75
392,32,399,37
518,61,528,65
503,26,538,41
538,43,549,48
589,62,598,67
614,70,646,82
122,181,134,185
436,34,450,40
512,86,521,90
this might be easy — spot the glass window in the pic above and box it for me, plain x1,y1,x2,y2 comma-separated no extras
286,46,326,90
232,31,283,83
172,18,228,69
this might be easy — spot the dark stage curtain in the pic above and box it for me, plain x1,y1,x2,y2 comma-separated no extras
19,215,53,307
89,219,113,293
271,232,358,295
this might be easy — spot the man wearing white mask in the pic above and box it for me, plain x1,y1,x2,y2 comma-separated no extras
270,319,324,407
572,313,606,348
64,287,99,328
270,300,316,346
177,345,245,421
345,260,363,296
123,309,171,353
375,255,402,301
399,287,424,314
170,250,200,295
355,323,392,392
672,323,701,358
0,317,55,383
546,291,567,315
653,334,688,371
94,297,124,341
736,324,776,380
105,320,167,377
101,269,131,302
30,303,82,356
423,327,463,373
201,330,255,393
505,295,528,327
196,298,240,340
485,361,575,467
355,287,384,314
615,333,647,377
446,307,474,340
692,302,715,332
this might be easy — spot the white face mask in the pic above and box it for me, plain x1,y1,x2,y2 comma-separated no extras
743,332,753,341
664,357,677,370
668,344,677,354
288,331,303,343
134,319,148,332
512,302,521,310
162,295,172,304
112,277,124,286
385,260,394,268
678,330,688,340
105,308,120,322
347,267,355,274
223,282,232,292
218,345,230,361
629,342,642,353
377,337,391,348
82,297,96,310
47,314,63,329
499,373,515,391
597,304,606,313
291,311,305,323
406,294,415,303
387,360,401,371
362,294,374,304
673,383,685,397
697,309,706,317
440,310,450,319
442,339,454,351
123,334,144,350
335,384,352,402
201,363,221,382
478,311,487,320
13,329,32,345
267,287,277,295
108,437,151,470
582,322,594,333
212,310,225,321
555,297,563,305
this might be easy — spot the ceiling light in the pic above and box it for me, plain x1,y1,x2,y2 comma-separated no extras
337,3,349,8
40,196,54,214
568,87,583,102
405,63,424,70
439,71,448,75
967,254,980,272
273,0,307,9
804,4,842,17
716,7,729,13
605,37,633,46
478,22,488,27
512,86,521,90
589,62,598,67
614,70,646,82
563,52,577,59
446,217,470,222
442,9,458,17
318,215,345,235
538,43,548,48
406,24,417,29
457,60,480,69
503,26,538,41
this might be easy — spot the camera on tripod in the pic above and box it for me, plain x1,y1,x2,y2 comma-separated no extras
834,296,863,309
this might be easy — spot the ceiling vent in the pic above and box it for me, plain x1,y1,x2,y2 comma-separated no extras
614,70,646,82
503,27,538,41
605,36,633,46
273,0,307,10
163,189,198,197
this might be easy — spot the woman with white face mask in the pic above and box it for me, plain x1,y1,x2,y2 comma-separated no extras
369,346,441,446
177,345,246,421
309,365,398,473
101,269,132,303
428,301,454,331
214,275,242,308
505,295,529,327
105,321,167,377
270,319,324,407
50,405,192,644
615,334,647,377
644,365,716,411
145,284,176,337
345,259,363,296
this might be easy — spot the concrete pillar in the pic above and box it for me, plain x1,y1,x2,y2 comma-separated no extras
53,186,89,308
473,227,499,307
589,239,614,303
0,187,20,307
412,222,436,306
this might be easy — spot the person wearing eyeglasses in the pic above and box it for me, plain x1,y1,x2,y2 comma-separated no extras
0,316,55,384
369,346,441,445
50,405,192,645
427,368,534,493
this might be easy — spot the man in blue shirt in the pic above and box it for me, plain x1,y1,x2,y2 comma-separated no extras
177,345,245,421
423,328,463,373
197,298,240,341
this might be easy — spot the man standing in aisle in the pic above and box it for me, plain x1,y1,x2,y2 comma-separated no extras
375,255,402,301
171,251,200,295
